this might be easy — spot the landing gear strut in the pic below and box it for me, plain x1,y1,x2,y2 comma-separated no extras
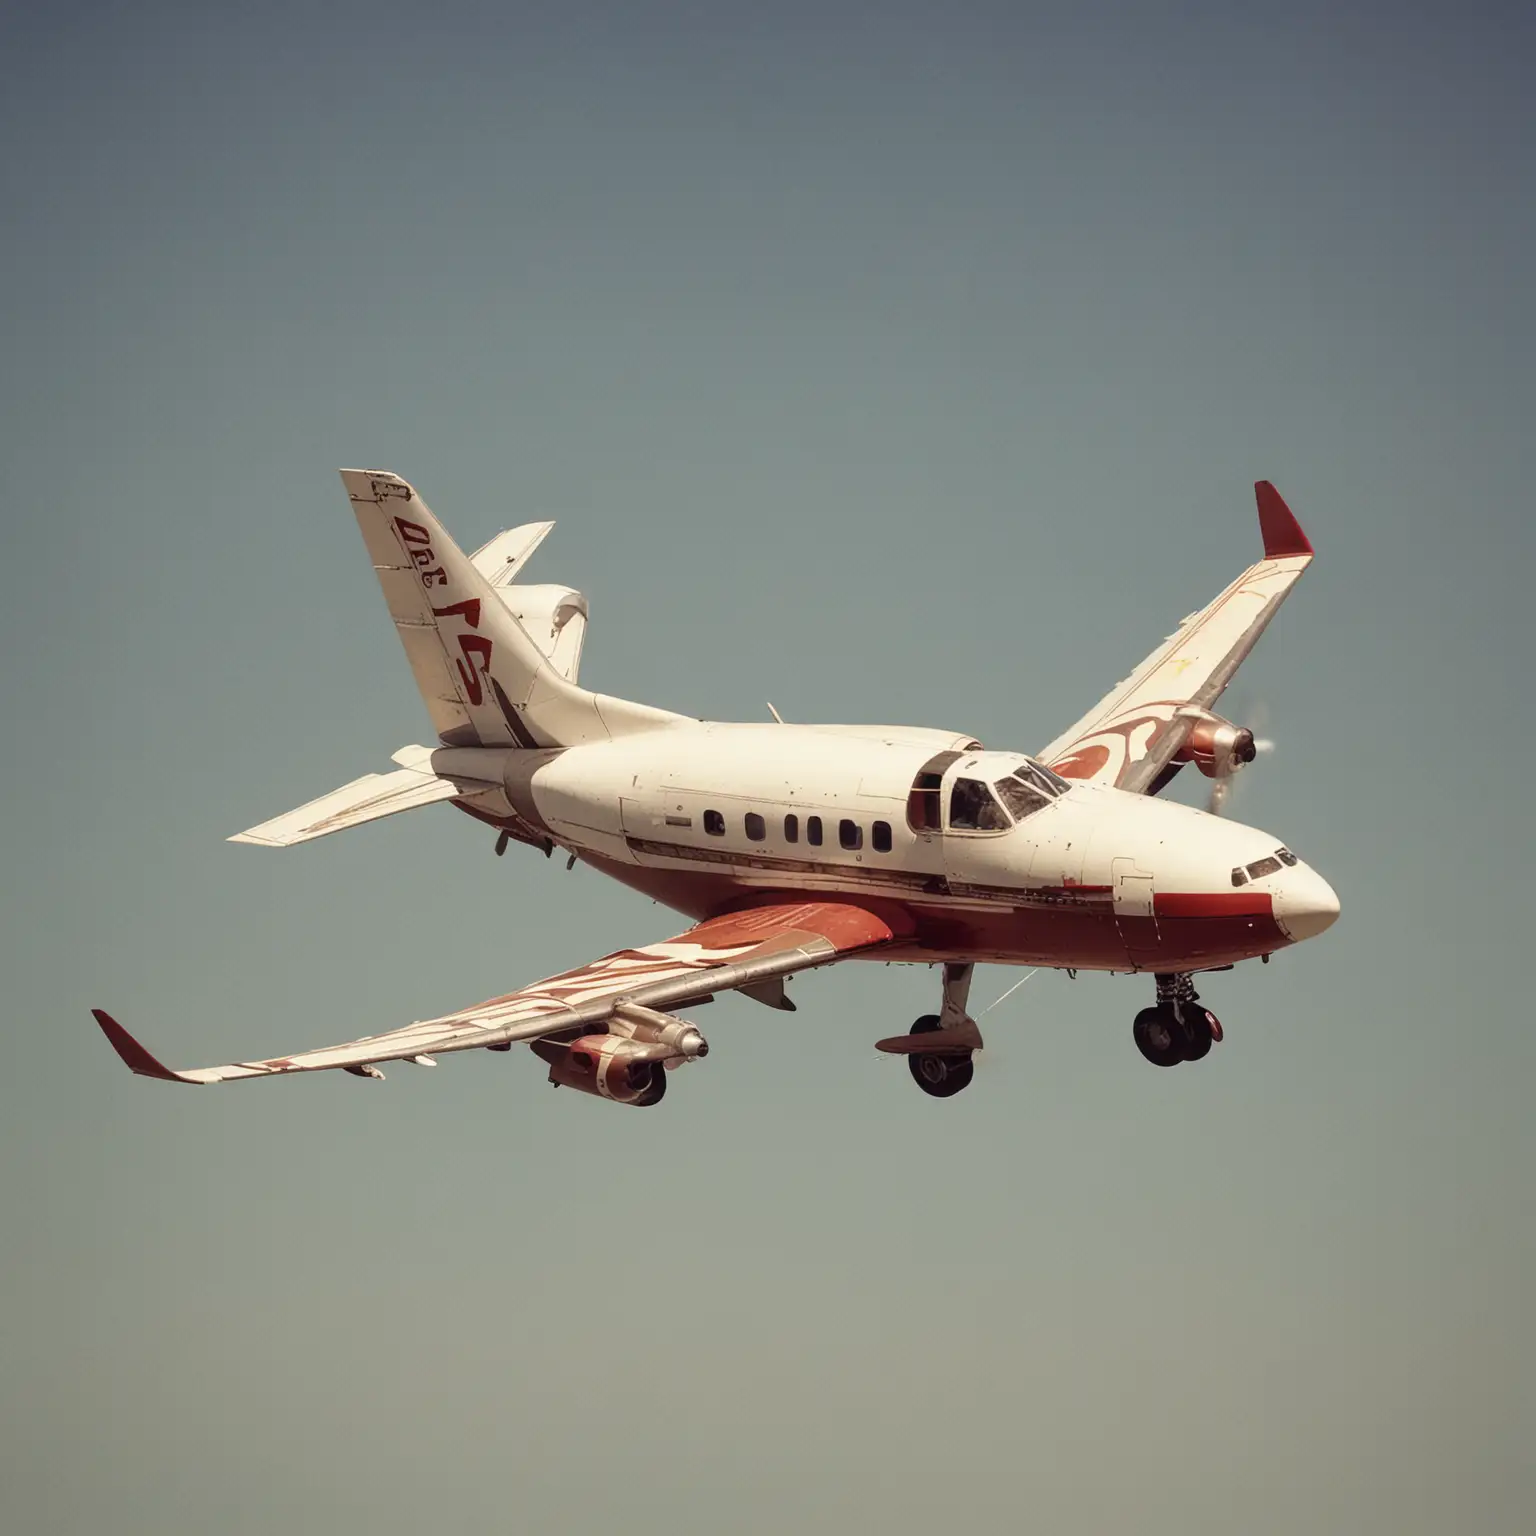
1133,973,1222,1068
876,963,982,1098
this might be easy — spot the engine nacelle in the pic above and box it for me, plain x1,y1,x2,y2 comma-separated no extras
530,1009,708,1107
1174,712,1257,780
531,1034,668,1106
608,1002,709,1059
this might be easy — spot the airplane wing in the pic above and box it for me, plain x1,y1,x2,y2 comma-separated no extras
92,901,898,1085
1036,482,1314,794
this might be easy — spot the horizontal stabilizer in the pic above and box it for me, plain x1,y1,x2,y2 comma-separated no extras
470,523,588,682
469,522,556,587
230,747,507,847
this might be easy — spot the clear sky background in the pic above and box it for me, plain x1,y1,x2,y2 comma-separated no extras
2,2,1531,1531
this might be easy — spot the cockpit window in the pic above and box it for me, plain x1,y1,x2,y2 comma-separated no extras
995,776,1051,821
950,778,1011,831
1017,760,1070,797
1276,847,1298,867
906,750,963,832
1246,855,1282,880
1231,867,1249,887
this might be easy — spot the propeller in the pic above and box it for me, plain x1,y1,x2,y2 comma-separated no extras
1206,699,1274,817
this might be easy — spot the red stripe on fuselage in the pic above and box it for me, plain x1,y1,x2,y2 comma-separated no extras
1154,891,1274,918
574,856,1291,971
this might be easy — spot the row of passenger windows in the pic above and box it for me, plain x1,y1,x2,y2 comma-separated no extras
679,758,1070,856
701,809,894,854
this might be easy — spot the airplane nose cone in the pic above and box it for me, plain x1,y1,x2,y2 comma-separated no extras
1273,865,1340,942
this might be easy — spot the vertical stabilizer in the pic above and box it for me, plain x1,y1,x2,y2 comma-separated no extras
341,470,682,748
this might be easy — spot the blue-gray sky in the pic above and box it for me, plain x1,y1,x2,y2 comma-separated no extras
3,3,1531,1531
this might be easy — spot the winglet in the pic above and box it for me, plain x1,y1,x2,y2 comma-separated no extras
92,1009,194,1084
1255,481,1313,559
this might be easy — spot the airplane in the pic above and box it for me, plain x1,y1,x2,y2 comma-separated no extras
93,470,1340,1106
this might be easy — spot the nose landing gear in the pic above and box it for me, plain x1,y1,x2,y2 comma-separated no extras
1133,973,1221,1067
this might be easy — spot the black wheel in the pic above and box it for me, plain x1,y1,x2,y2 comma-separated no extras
1178,1005,1214,1062
907,1014,975,1098
1133,1006,1184,1067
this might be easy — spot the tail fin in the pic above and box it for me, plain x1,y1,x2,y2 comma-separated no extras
342,470,681,748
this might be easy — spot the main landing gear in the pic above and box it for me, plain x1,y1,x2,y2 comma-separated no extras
875,963,983,1098
1133,973,1223,1068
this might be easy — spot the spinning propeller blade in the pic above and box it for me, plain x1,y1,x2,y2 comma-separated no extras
1206,699,1274,816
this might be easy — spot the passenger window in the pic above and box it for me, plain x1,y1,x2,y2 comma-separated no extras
745,812,765,841
995,776,1050,821
839,819,863,851
950,778,1010,832
872,820,892,853
703,810,725,837
807,815,823,846
784,814,799,843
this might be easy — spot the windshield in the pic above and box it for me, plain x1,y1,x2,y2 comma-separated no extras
950,777,1011,831
990,760,1070,821
1017,759,1070,796
995,776,1051,821
1233,850,1291,886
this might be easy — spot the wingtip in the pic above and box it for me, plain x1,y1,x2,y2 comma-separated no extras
92,1009,189,1083
1255,481,1313,559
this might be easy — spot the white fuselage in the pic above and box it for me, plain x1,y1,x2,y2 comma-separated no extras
476,721,1338,973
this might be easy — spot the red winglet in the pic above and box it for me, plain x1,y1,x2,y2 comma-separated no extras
92,1009,189,1083
1255,481,1313,559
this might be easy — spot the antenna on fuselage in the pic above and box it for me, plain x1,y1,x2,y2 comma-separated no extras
767,702,786,724
982,970,1039,1015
